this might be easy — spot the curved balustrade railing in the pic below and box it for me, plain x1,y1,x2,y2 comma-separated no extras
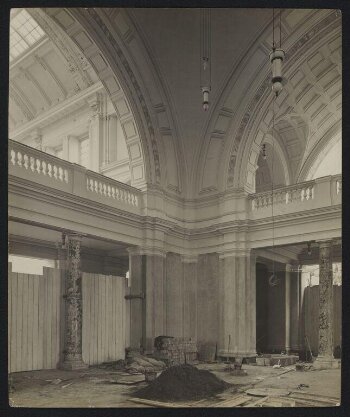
249,175,342,217
251,182,315,210
9,139,141,212
9,143,69,184
86,173,139,207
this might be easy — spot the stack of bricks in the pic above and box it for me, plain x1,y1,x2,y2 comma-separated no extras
154,336,198,365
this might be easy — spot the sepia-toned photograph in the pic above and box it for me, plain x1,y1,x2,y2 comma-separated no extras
7,4,342,409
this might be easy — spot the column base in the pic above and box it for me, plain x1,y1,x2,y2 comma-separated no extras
218,349,257,359
313,356,341,370
60,357,89,371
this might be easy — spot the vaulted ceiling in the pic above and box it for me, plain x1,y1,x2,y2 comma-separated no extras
9,7,342,197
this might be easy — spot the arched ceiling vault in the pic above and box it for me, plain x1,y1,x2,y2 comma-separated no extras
10,8,341,198
221,9,341,193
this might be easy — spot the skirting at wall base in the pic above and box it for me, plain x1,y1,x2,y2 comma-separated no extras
313,356,341,369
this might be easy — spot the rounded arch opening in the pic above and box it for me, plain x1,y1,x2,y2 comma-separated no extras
305,132,342,181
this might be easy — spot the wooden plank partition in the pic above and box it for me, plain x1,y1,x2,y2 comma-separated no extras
82,273,129,365
8,265,64,373
302,285,342,355
8,264,130,372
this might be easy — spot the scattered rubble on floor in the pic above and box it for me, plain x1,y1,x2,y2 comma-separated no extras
98,359,126,370
223,358,248,376
296,362,314,371
135,364,230,401
125,351,166,374
246,387,291,397
296,383,310,390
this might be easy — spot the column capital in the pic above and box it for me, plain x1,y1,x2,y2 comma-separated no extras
285,263,293,272
86,91,104,117
181,254,198,264
317,239,333,248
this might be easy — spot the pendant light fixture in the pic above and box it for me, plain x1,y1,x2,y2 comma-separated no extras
200,8,211,111
269,9,285,97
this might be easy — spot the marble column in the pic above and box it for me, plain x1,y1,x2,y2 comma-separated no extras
285,264,291,354
314,240,338,369
61,234,88,370
218,251,256,358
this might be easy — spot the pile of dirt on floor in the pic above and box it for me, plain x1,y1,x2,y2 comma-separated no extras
135,364,230,401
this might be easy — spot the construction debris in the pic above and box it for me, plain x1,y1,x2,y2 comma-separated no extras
246,388,290,398
125,352,166,374
135,364,230,401
296,362,314,371
154,336,198,364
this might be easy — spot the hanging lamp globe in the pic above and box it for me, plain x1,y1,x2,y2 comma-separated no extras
202,86,210,111
269,48,285,96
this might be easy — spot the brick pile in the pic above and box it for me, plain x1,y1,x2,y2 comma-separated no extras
154,336,198,365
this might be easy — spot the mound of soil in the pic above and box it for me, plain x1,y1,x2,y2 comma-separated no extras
135,364,230,401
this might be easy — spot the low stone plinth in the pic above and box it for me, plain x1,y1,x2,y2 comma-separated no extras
256,354,298,366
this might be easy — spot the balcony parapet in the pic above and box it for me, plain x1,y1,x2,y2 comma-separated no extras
249,175,342,219
8,139,142,214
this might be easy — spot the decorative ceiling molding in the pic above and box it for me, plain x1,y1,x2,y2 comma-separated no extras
84,8,161,183
33,53,68,99
9,84,36,121
17,66,52,107
28,8,94,91
230,10,341,192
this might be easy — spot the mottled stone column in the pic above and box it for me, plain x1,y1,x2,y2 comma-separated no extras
61,234,88,370
314,240,338,369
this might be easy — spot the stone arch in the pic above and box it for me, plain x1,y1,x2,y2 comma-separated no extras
43,8,184,194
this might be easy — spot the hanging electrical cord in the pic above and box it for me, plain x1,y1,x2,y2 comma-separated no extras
269,9,284,286
200,8,211,111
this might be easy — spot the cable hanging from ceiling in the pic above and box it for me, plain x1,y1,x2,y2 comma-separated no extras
200,8,211,111
268,8,285,287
